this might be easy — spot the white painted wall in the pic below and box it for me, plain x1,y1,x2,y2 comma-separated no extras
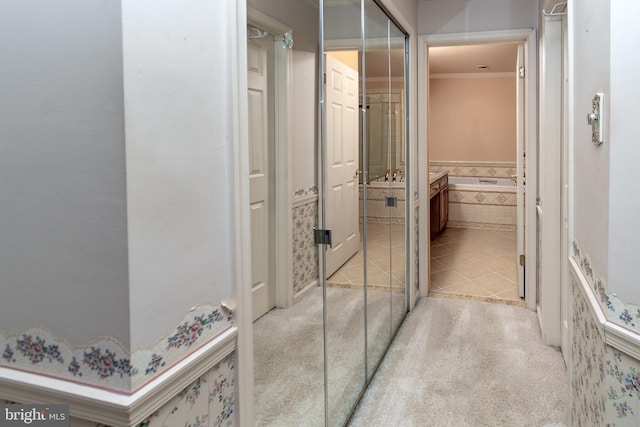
0,0,130,346
247,0,318,195
570,0,610,282
417,0,539,35
122,0,236,349
607,0,640,302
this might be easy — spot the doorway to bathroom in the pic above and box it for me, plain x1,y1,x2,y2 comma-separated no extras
419,30,538,310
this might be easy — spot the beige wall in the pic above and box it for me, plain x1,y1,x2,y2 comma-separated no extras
429,76,516,162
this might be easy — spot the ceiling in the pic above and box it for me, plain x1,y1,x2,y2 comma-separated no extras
429,43,518,75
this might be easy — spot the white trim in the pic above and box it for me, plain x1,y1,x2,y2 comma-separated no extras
570,257,640,360
231,1,253,425
0,328,237,427
538,16,563,346
294,280,319,304
418,29,538,310
293,193,319,209
430,72,515,79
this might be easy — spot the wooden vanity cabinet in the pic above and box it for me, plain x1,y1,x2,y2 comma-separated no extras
430,174,448,240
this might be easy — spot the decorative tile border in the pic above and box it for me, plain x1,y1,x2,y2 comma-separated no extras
447,221,516,231
361,216,405,224
430,161,516,179
573,240,640,334
0,304,233,393
449,189,516,206
360,187,406,202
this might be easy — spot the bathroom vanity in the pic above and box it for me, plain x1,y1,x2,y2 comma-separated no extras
429,171,449,239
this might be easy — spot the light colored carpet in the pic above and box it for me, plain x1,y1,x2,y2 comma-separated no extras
254,286,405,426
348,297,568,427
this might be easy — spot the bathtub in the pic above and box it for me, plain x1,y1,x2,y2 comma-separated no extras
447,176,517,229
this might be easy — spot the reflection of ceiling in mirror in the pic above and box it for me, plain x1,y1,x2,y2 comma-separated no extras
363,49,405,78
429,43,518,75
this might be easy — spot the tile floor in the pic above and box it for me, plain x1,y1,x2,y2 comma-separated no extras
430,226,525,307
327,221,406,293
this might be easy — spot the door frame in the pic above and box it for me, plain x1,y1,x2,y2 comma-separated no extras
538,15,563,346
247,8,294,309
418,29,538,310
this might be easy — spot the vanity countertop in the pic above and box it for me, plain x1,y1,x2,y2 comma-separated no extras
429,171,447,184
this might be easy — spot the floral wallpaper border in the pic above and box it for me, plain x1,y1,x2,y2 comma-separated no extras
292,200,319,295
293,186,318,200
0,304,232,393
572,240,640,425
572,279,607,426
125,353,235,427
573,240,640,334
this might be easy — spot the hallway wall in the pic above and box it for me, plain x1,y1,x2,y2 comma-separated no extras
418,0,539,35
0,1,240,424
429,76,516,162
568,0,640,424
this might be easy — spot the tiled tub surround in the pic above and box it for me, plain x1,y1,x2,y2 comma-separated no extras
360,182,406,224
571,241,640,426
431,161,517,229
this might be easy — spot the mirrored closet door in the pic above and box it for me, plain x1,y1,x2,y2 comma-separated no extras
250,0,410,425
320,0,409,425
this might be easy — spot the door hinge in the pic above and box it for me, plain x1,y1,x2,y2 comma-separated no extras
519,66,525,79
314,228,332,247
323,73,326,84
519,254,525,266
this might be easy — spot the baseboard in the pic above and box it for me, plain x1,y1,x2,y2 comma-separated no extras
0,328,237,427
294,280,318,304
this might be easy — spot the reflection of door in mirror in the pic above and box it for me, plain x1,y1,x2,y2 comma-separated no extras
247,33,275,321
325,54,360,277
248,4,325,426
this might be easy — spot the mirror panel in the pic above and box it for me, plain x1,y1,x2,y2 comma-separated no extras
363,0,393,382
388,21,407,338
322,1,367,425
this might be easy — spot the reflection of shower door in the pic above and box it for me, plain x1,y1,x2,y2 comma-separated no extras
325,55,359,277
248,37,275,320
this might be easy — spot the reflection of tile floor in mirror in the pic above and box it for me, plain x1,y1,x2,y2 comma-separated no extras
327,222,406,293
430,227,526,307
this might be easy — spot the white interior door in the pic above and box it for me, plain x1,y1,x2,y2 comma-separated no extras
248,37,275,321
516,43,526,298
325,54,360,277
